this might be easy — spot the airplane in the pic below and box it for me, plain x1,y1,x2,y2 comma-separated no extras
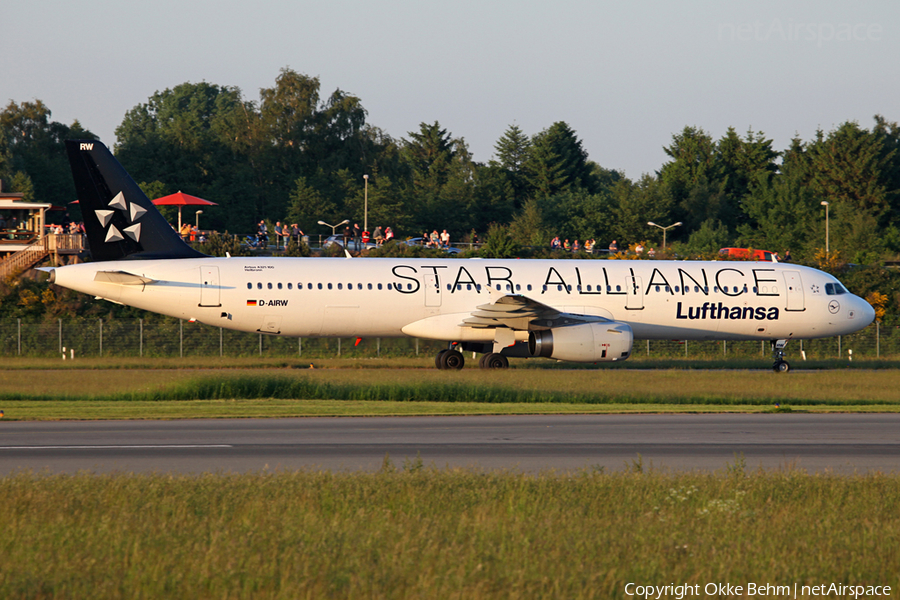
41,140,875,373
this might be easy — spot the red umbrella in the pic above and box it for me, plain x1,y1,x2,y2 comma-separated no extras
151,191,217,231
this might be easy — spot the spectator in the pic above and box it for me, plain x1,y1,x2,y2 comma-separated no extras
430,230,440,247
353,223,361,247
440,229,450,248
550,236,560,250
609,239,618,253
257,220,268,246
342,224,351,247
291,223,302,244
563,239,571,251
180,222,192,241
648,247,656,258
585,239,594,254
573,239,580,252
274,221,283,249
373,225,384,246
384,226,394,243
635,243,643,255
782,249,792,263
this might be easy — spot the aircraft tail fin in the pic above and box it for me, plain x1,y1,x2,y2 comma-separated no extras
65,140,206,261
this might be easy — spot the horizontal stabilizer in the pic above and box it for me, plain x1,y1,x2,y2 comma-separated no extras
93,270,156,285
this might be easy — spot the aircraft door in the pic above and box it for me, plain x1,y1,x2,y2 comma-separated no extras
625,275,644,310
199,265,221,307
424,273,441,307
783,271,805,311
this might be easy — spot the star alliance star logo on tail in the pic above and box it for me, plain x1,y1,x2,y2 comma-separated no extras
95,191,146,244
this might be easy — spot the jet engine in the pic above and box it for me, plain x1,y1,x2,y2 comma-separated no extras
528,321,633,363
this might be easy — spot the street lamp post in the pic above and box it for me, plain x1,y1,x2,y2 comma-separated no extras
195,210,203,229
821,201,829,253
647,221,682,252
363,174,369,233
317,219,349,237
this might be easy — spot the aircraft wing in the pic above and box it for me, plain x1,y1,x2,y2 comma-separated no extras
460,294,607,331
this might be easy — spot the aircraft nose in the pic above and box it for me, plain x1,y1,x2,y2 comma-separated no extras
858,296,876,326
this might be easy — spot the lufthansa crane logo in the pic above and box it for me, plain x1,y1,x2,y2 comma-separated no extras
828,300,840,314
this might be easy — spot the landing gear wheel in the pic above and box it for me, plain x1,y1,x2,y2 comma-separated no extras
435,349,450,370
773,360,790,373
441,350,465,370
770,339,790,374
478,353,490,369
481,353,509,369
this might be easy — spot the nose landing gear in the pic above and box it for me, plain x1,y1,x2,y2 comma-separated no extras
772,339,790,373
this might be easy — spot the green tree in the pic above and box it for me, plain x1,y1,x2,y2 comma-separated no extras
524,122,596,197
0,100,95,206
492,124,531,207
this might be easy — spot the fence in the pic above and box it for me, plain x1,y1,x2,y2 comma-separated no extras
2,318,899,361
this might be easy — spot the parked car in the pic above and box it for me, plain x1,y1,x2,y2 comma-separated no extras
323,235,377,252
718,247,778,262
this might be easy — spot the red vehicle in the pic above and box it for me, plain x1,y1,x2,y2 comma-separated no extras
718,247,778,262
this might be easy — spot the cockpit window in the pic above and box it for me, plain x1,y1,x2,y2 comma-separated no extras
825,283,848,295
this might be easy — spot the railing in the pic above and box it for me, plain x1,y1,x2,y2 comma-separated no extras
46,233,84,253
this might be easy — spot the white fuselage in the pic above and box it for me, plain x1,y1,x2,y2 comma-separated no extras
50,257,874,343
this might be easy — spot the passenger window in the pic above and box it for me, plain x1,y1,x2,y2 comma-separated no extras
527,284,532,291
387,283,393,290
516,284,521,291
257,283,262,290
476,284,482,291
616,285,621,292
378,283,383,290
247,283,252,290
338,283,343,290
655,286,660,292
317,283,322,290
277,283,283,290
367,283,373,290
307,283,312,290
674,286,679,292
267,283,273,290
467,284,472,291
327,283,333,290
287,283,292,290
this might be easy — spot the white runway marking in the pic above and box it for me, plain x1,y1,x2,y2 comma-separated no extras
0,445,233,450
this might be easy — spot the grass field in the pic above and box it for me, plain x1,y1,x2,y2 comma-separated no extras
1,366,900,420
3,361,898,597
1,468,898,599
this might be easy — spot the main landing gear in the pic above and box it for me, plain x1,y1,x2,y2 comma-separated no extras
435,348,465,370
434,347,510,370
771,339,790,373
478,352,509,369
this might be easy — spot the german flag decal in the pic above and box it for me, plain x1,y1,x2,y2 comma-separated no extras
247,300,257,306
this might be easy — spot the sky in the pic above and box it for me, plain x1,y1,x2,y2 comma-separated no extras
3,0,899,179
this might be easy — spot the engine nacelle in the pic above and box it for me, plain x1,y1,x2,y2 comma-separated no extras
528,322,633,363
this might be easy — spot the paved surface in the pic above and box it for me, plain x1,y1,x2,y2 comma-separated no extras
1,414,899,474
